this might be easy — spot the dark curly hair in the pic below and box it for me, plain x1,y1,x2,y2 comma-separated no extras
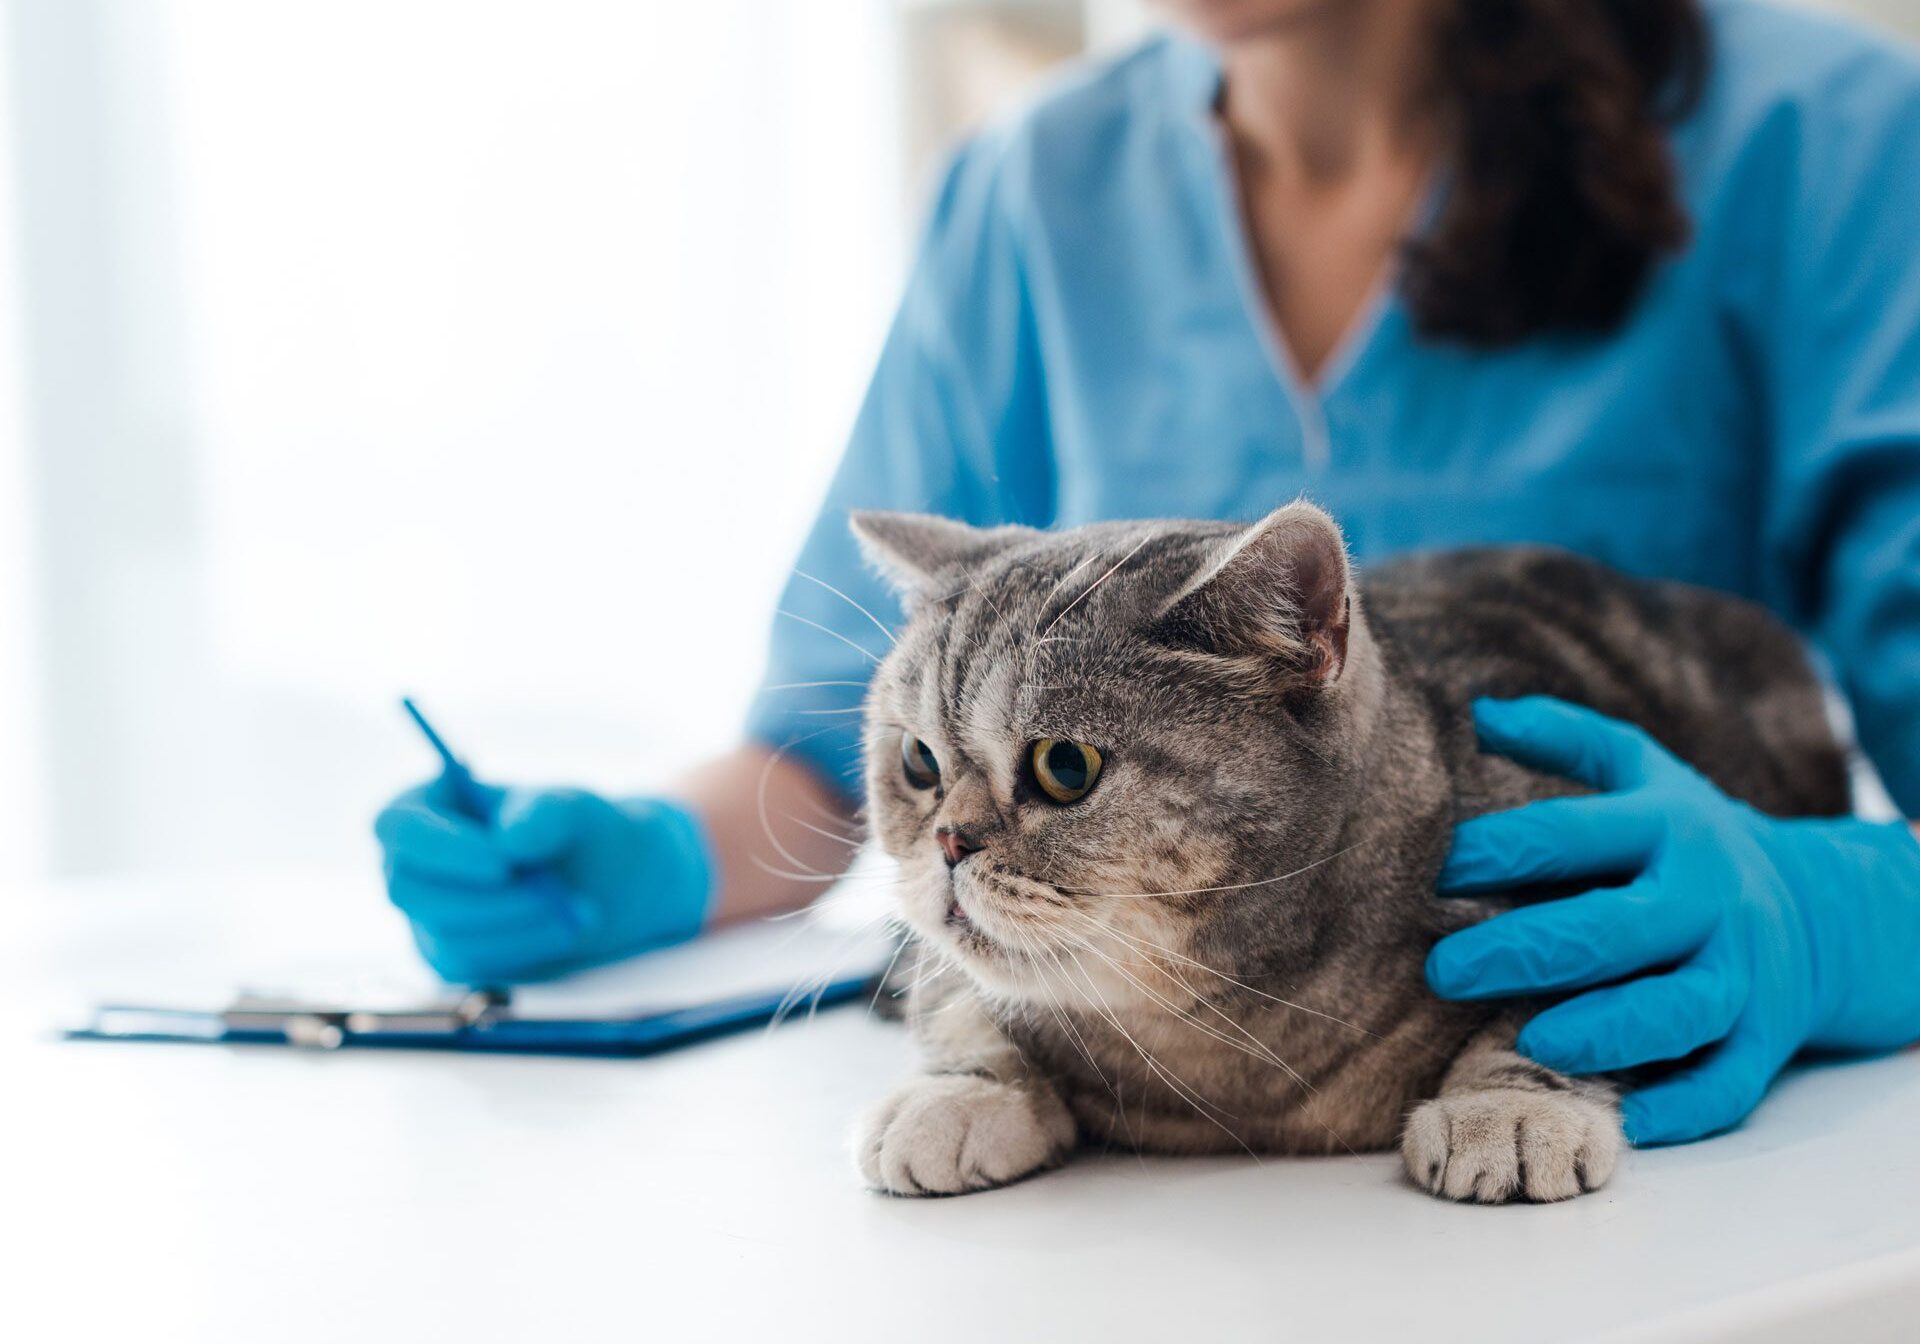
1401,0,1709,345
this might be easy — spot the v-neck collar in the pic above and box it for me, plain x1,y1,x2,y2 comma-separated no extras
1165,33,1436,468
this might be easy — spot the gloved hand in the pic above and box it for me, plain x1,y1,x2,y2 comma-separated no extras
374,777,715,985
1426,696,1920,1146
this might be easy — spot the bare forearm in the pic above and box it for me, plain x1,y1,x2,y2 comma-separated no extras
676,743,860,924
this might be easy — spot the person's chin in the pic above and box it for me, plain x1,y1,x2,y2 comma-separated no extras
1153,0,1343,46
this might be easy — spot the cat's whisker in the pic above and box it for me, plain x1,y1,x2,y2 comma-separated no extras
792,570,899,647
861,927,913,1019
896,939,963,1002
749,855,875,884
1287,731,1335,769
754,726,835,875
758,875,905,922
776,812,867,851
1051,922,1362,1158
1054,925,1317,1095
766,905,898,1030
792,786,867,837
1008,928,1124,1108
752,723,880,889
1059,839,1367,901
1055,904,1383,1040
1020,938,1149,1164
1055,945,1241,1126
758,679,872,693
1057,944,1260,1160
800,917,899,1024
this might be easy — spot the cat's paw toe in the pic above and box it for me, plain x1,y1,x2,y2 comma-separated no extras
1402,1088,1620,1204
852,1073,1075,1196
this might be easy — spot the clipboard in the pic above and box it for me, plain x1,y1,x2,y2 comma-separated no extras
66,972,886,1058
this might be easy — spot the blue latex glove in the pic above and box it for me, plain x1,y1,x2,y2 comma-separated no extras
1427,696,1920,1146
374,777,715,985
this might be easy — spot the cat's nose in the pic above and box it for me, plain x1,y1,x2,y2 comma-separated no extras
936,827,981,868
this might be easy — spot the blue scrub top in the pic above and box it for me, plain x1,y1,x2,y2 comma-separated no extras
746,0,1920,815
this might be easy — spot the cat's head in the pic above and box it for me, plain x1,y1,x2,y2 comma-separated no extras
853,501,1380,1006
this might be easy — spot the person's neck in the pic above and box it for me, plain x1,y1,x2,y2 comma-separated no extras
1216,0,1441,190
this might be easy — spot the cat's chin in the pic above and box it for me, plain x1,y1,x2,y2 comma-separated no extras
918,908,1149,1009
900,887,1038,998
915,895,1016,968
896,870,1157,1007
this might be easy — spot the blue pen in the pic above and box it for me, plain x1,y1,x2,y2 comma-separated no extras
400,696,586,944
401,696,490,820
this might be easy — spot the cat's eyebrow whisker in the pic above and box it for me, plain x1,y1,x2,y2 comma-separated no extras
1037,533,1153,641
960,566,1009,625
792,570,899,647
1038,548,1103,607
774,609,885,665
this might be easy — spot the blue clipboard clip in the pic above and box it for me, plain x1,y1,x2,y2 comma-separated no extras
66,973,884,1058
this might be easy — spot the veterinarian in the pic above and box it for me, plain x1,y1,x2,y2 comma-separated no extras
374,0,1920,1147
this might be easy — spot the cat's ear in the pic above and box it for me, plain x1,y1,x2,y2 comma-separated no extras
849,511,1026,600
1154,500,1352,684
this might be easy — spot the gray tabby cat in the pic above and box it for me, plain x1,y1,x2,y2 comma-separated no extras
846,501,1847,1203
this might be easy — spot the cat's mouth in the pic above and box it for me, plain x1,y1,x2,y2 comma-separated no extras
944,893,997,953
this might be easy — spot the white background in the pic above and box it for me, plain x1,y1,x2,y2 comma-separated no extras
0,0,1914,887
2,0,907,881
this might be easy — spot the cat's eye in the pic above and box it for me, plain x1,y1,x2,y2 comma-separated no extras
1031,738,1102,804
900,733,941,790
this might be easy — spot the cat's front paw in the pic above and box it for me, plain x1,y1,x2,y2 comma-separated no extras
1402,1088,1620,1204
853,1073,1076,1196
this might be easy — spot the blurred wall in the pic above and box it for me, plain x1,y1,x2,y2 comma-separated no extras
0,5,42,881
2,0,906,881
